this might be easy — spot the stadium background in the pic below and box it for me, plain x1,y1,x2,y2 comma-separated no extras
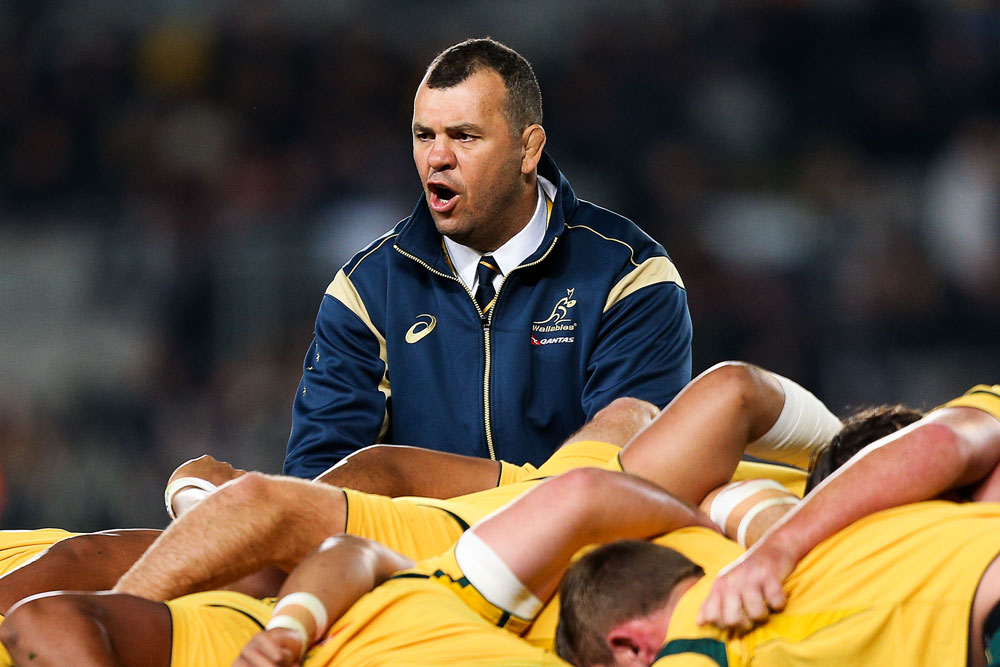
0,1,997,531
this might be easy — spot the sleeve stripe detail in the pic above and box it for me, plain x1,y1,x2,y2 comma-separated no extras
938,385,1000,421
564,223,641,267
325,270,391,440
604,256,684,313
346,233,399,279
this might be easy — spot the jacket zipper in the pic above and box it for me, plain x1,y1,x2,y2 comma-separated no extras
394,246,496,459
396,235,560,462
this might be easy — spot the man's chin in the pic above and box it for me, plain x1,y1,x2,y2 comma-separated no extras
433,217,470,243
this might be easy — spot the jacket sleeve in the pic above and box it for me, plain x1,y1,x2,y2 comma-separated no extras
583,256,692,416
283,271,390,478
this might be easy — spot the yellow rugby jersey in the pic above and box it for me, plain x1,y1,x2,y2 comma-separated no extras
654,502,1000,666
0,529,77,575
301,551,567,667
940,384,1000,419
728,461,807,498
166,590,274,667
341,440,620,560
498,459,538,485
524,527,743,650
400,440,620,527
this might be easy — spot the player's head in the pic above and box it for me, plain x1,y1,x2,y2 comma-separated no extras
413,38,546,252
424,37,542,136
556,540,704,667
805,404,924,493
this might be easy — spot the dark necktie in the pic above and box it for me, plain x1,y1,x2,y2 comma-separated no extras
475,255,499,315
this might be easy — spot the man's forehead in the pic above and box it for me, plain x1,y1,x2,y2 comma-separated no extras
412,69,507,125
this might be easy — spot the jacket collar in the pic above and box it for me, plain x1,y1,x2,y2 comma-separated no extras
394,152,577,273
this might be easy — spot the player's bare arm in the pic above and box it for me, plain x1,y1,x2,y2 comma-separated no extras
0,529,160,613
115,473,349,601
117,396,657,602
473,467,716,606
235,535,413,667
700,403,1000,632
619,361,839,505
315,444,504,498
314,396,657,499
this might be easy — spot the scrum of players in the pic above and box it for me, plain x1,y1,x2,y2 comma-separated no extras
0,361,998,665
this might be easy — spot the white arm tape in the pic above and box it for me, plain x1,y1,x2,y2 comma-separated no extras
163,477,218,520
744,373,842,468
709,479,787,533
265,614,309,657
273,592,329,643
454,530,542,621
736,496,798,547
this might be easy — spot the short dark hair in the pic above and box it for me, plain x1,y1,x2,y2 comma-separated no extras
425,37,543,133
556,540,704,667
805,404,925,493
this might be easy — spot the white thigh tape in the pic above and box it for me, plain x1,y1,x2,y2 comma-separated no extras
709,479,787,533
163,477,218,520
736,496,798,547
745,373,842,468
265,614,309,656
273,592,329,643
454,530,542,621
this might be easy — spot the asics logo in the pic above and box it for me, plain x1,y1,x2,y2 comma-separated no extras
405,314,437,343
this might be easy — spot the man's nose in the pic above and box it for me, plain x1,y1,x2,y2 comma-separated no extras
427,138,456,170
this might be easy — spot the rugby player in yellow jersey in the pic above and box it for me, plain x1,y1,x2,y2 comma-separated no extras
554,384,1000,667
699,386,1000,638
225,384,1000,667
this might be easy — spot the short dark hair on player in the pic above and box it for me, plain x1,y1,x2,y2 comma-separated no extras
425,37,543,134
805,404,925,493
556,540,704,667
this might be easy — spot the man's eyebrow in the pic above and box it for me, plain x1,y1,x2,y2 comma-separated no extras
445,123,484,134
412,122,485,135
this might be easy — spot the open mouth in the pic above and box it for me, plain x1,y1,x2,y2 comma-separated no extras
427,183,460,212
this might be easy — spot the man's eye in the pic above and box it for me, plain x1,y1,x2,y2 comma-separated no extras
415,132,432,141
458,133,476,142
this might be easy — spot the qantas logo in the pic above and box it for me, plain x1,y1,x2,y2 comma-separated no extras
531,334,574,346
405,314,437,344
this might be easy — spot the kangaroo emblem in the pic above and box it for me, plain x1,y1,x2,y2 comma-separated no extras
534,289,577,326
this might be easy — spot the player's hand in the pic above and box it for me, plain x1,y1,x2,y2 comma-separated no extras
233,628,303,667
696,540,794,634
169,454,247,488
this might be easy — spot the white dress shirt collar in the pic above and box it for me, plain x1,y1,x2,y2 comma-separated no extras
444,175,556,291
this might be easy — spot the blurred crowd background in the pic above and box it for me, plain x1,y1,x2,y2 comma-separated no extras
1,0,998,530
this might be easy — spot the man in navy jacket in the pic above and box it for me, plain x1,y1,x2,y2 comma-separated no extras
284,38,691,478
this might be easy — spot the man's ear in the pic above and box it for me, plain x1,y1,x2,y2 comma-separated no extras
520,124,546,174
607,620,659,667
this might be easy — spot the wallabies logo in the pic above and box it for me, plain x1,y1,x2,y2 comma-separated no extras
534,288,577,326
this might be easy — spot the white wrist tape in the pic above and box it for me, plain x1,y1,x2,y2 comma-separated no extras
455,530,542,620
273,592,329,643
745,373,842,468
265,614,309,656
163,477,218,520
736,496,798,547
709,479,787,533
